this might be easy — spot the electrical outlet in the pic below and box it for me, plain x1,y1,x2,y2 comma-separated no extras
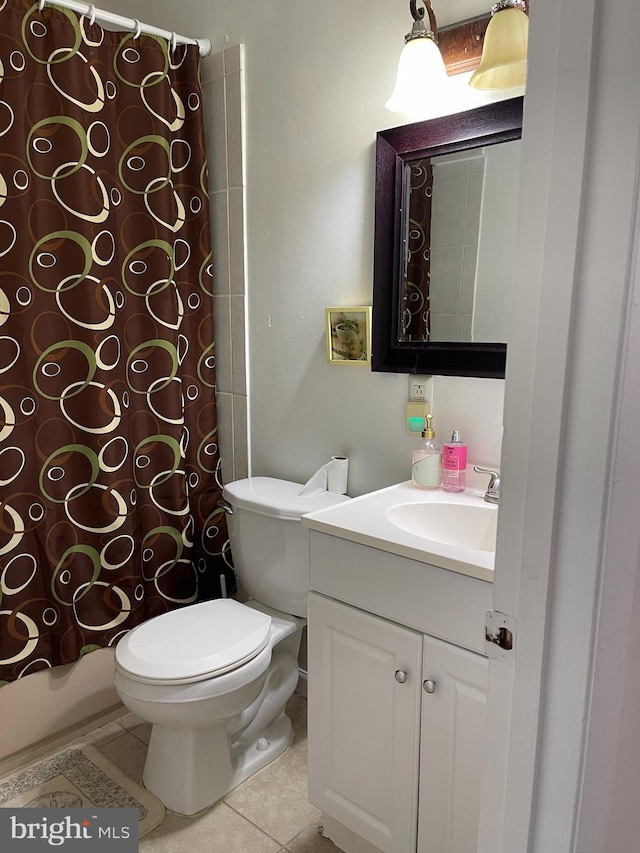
411,382,426,402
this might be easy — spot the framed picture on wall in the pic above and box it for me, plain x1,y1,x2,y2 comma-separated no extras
325,306,372,365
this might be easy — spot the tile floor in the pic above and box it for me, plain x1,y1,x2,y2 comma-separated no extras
80,693,343,853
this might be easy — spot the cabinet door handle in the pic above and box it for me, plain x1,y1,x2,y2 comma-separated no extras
395,670,408,683
423,679,437,694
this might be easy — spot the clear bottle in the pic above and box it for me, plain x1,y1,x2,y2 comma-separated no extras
442,430,467,493
411,415,442,490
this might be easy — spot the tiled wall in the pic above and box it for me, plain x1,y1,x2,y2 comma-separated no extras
429,152,484,342
201,45,249,485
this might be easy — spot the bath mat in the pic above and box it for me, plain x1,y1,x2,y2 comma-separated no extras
0,743,164,837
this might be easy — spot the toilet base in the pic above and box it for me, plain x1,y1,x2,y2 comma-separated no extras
143,711,294,815
228,711,294,796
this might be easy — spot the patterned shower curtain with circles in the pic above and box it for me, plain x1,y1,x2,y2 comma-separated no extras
402,158,433,341
0,0,231,683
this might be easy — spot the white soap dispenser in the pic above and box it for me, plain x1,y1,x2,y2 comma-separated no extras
411,414,442,490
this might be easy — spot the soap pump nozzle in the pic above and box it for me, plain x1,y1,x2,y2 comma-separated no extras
422,414,436,439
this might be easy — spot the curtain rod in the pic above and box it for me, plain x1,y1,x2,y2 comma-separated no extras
37,0,212,57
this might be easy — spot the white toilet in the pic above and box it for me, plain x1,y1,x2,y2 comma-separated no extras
114,477,348,815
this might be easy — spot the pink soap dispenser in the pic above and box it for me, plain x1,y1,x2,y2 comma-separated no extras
442,430,467,493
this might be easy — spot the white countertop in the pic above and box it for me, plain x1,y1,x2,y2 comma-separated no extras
301,481,495,583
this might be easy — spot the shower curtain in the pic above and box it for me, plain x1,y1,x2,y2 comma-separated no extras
0,0,231,683
402,158,433,341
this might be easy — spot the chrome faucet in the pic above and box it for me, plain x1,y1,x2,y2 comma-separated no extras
473,466,501,505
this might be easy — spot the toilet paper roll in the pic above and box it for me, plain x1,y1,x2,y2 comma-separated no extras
327,456,349,495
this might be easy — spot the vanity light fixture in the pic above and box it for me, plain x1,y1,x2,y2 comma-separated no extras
469,0,529,90
385,0,448,114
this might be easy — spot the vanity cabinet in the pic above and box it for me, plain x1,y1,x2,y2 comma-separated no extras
308,531,491,853
308,593,423,853
309,592,488,853
417,633,488,853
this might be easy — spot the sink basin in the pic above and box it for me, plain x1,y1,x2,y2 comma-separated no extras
386,501,497,552
301,480,497,580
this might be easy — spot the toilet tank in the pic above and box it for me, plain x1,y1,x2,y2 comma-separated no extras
223,477,350,617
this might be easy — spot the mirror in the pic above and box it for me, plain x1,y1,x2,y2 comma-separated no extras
372,96,523,377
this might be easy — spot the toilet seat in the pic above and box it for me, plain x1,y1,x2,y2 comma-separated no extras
115,598,272,685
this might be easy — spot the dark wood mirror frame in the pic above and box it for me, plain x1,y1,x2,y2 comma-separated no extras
372,96,524,378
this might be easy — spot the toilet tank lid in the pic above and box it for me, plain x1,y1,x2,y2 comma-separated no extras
223,477,350,520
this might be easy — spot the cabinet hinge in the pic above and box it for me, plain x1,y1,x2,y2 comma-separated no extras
485,610,516,662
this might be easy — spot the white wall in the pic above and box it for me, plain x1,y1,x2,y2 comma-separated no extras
0,649,120,765
103,0,510,497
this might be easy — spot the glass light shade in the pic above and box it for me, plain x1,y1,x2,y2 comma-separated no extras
469,7,528,90
385,36,448,113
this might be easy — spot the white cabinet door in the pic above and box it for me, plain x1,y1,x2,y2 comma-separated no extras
418,635,489,853
308,593,423,853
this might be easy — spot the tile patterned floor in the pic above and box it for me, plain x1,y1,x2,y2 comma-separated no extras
79,694,343,853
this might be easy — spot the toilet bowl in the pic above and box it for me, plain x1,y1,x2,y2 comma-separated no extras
114,477,349,815
115,597,303,814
